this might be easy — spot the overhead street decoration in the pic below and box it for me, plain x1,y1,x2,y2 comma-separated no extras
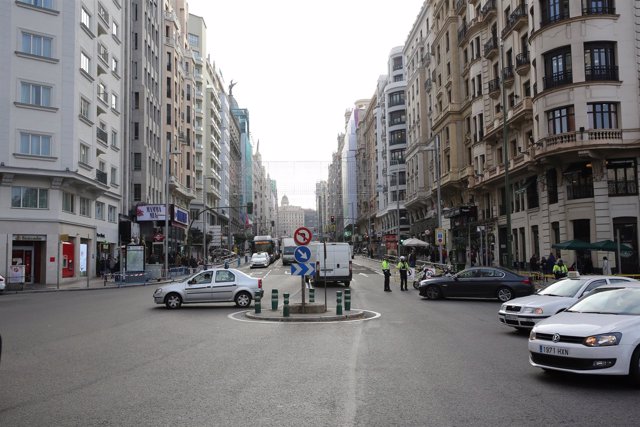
294,246,311,263
293,226,313,246
291,262,316,277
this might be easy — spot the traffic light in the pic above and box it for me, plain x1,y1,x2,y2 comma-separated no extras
330,215,335,223
246,202,253,214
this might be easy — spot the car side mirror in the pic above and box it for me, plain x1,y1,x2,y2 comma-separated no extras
188,279,194,284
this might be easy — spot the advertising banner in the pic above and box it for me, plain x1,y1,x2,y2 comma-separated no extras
136,205,167,221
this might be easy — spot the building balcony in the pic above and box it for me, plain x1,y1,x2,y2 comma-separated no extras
501,4,528,39
537,129,624,156
456,0,466,15
457,22,468,45
488,77,501,99
540,12,570,29
425,78,432,92
582,5,616,15
506,97,533,127
502,66,514,87
96,127,108,145
515,52,530,75
484,36,498,59
95,169,108,185
543,70,573,91
585,65,619,81
481,0,496,20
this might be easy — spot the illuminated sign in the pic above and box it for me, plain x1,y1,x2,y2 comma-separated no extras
173,206,189,226
136,205,167,221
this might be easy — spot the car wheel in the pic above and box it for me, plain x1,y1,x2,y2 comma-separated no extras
497,287,514,302
628,345,640,386
344,281,351,287
235,291,252,308
165,293,182,309
413,281,420,290
425,285,442,300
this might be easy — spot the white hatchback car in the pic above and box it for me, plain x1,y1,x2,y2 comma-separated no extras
498,274,637,330
529,286,640,383
153,268,262,309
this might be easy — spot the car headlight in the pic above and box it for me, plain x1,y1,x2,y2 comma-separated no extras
521,307,544,315
154,288,163,296
500,304,507,311
583,333,622,347
529,330,536,340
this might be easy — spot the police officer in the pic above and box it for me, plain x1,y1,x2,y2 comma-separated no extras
553,259,568,279
381,257,391,292
397,256,410,291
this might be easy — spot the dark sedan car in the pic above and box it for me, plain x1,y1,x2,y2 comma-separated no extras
418,267,534,302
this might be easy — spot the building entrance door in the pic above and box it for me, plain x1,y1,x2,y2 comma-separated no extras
12,247,34,284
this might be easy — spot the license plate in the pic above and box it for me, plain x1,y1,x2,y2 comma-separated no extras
539,345,569,356
505,314,518,321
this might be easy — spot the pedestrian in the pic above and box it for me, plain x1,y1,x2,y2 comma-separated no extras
381,257,391,292
540,256,547,282
397,256,410,291
553,259,568,279
529,254,538,272
602,256,611,275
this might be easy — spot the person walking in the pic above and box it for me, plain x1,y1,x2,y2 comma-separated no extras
397,256,410,291
602,256,612,275
553,259,568,279
381,257,391,292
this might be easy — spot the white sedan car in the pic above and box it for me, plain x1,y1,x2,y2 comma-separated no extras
498,274,637,330
0,274,5,292
529,287,640,382
250,252,270,268
153,268,262,309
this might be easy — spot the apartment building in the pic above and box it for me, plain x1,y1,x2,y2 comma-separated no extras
0,0,125,285
356,92,379,254
315,180,328,240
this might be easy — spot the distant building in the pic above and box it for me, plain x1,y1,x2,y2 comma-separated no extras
278,195,304,238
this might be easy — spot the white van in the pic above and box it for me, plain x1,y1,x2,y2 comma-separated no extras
309,242,353,287
281,238,297,265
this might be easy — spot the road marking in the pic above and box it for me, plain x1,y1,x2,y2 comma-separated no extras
359,273,368,277
264,270,272,278
228,310,381,324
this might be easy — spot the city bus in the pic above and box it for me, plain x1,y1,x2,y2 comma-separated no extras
251,235,279,264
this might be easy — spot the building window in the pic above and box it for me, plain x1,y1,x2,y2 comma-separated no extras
97,2,109,24
111,130,118,148
80,143,90,164
188,33,199,46
607,159,637,196
541,0,570,26
583,0,615,15
543,46,572,90
389,130,406,146
11,187,48,209
80,97,90,120
547,105,574,135
79,197,91,217
62,192,75,213
133,122,139,139
19,132,51,156
389,111,406,126
108,205,117,223
584,42,617,81
110,167,117,185
96,201,105,220
20,82,52,107
588,103,618,129
133,184,142,201
80,52,90,73
81,7,91,29
98,43,108,64
564,162,594,200
21,32,53,58
546,169,558,203
19,0,54,8
111,20,119,39
97,82,108,103
526,176,539,209
388,91,405,107
134,153,142,170
110,57,119,75
110,92,118,111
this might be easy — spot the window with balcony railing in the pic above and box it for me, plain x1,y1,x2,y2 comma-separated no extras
564,163,594,200
488,77,500,93
607,158,637,196
388,91,405,107
543,46,572,90
584,42,617,81
516,51,529,67
582,0,615,15
541,0,570,27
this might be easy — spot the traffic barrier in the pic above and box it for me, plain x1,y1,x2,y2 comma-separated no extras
309,288,315,303
336,291,343,316
344,289,351,311
283,293,290,317
271,289,278,311
254,291,262,314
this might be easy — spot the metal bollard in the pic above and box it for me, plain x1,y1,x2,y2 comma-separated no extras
336,291,343,316
254,291,262,314
309,288,315,303
237,257,241,267
271,289,278,310
283,293,290,317
344,289,351,311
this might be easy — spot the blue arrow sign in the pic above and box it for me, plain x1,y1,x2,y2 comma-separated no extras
294,246,312,263
291,262,316,276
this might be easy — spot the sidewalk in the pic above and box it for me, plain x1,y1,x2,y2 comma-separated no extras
4,275,180,294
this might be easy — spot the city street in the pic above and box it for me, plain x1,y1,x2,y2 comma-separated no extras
1,256,639,426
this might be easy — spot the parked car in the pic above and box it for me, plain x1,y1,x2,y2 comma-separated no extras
250,252,270,268
153,268,262,309
528,286,640,384
498,274,638,330
0,274,5,292
418,266,534,302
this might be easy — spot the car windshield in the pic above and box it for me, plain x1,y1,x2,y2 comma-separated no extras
567,288,640,315
284,247,295,254
538,278,588,297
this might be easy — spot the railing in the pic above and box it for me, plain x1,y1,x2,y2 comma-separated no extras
96,169,108,185
481,0,496,18
608,181,638,196
588,129,622,141
566,185,594,200
456,0,466,13
543,70,573,90
502,66,514,81
544,131,576,147
96,127,108,144
488,77,501,93
501,4,527,37
516,52,529,68
541,11,569,28
484,36,498,58
585,65,619,81
458,22,468,42
582,5,616,15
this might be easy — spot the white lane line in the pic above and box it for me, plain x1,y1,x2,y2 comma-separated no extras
264,270,272,278
358,273,368,277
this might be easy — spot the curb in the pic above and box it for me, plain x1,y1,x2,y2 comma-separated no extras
245,309,365,322
2,280,175,294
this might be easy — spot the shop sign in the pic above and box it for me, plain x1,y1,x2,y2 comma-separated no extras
136,205,167,221
173,206,189,226
14,234,46,241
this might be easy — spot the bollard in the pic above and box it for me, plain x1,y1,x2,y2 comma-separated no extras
254,291,262,314
283,293,290,317
336,291,343,316
309,288,315,303
271,289,279,311
237,257,241,267
344,289,351,311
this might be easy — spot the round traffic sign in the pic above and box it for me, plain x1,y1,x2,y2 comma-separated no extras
294,226,313,246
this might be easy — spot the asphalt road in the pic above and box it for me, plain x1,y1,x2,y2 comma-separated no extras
1,257,639,426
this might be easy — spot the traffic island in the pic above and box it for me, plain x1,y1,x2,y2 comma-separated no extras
245,308,366,322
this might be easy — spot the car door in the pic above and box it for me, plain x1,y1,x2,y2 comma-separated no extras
448,269,483,297
212,270,236,301
184,271,214,302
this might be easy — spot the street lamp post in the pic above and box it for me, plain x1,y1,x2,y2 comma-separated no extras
426,136,443,263
165,145,182,278
396,170,401,257
500,40,513,268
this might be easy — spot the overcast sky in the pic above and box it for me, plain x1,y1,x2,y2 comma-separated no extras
188,0,424,209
